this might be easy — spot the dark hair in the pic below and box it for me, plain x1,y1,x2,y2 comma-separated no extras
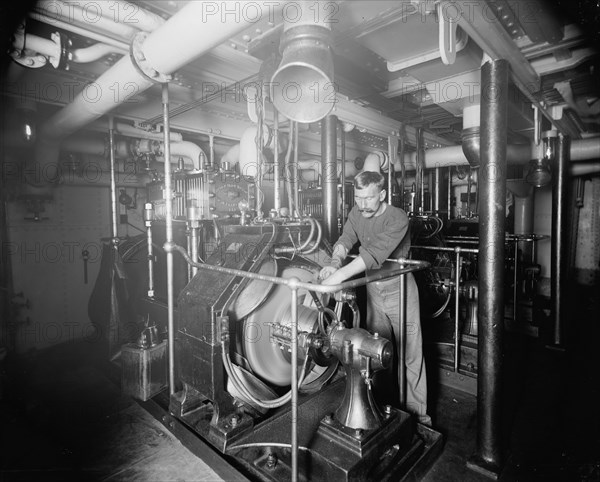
354,171,385,190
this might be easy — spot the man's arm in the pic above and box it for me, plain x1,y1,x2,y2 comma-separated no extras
320,255,367,286
319,244,348,280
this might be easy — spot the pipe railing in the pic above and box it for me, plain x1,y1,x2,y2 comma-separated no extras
167,241,428,482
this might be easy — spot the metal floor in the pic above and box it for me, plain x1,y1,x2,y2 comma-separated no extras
1,287,598,481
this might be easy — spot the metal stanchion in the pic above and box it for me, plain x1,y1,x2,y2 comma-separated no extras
454,248,462,372
398,272,407,408
290,281,299,482
162,83,176,396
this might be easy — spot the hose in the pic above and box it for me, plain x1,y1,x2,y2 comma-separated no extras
300,218,322,254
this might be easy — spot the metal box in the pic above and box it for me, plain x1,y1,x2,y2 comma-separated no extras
121,341,167,401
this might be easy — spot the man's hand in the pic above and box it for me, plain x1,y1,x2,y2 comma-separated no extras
319,266,338,281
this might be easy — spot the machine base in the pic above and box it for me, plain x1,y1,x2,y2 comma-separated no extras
223,379,443,481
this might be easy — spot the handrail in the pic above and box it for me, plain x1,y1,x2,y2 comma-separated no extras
444,234,549,243
412,245,480,254
168,242,429,292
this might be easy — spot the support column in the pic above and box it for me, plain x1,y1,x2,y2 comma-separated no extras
322,115,338,243
551,134,569,346
467,59,508,479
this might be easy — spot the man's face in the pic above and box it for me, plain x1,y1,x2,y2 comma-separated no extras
354,183,385,218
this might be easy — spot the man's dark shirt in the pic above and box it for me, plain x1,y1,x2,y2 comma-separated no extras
335,204,411,271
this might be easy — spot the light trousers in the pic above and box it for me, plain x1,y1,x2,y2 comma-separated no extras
366,272,430,425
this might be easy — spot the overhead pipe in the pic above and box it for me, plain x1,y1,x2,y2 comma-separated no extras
34,2,285,176
157,142,206,171
571,162,600,176
322,115,338,243
70,43,123,63
60,135,203,170
34,0,145,40
551,134,569,347
113,122,183,142
29,12,130,52
60,0,166,32
394,138,600,171
13,30,124,64
469,59,508,478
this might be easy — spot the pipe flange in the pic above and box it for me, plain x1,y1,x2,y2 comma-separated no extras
51,31,70,70
11,51,47,69
130,32,172,84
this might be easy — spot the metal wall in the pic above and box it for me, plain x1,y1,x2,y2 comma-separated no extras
6,186,111,352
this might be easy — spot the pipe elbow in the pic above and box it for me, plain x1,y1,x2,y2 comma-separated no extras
461,127,480,167
170,141,206,171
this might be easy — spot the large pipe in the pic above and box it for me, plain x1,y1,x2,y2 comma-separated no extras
322,115,338,243
551,134,570,346
59,135,203,170
393,138,600,171
113,122,183,142
35,0,143,40
514,195,534,235
60,0,166,32
29,12,130,52
35,2,281,171
471,59,508,477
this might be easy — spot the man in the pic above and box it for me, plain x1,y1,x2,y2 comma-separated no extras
320,171,430,425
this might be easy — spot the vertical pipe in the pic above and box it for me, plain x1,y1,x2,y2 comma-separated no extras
454,249,462,372
162,83,176,396
322,115,338,243
190,227,199,277
471,59,508,475
514,195,534,235
399,134,406,211
340,123,346,226
447,166,453,220
290,283,299,482
467,169,473,217
293,121,300,217
273,110,281,212
475,169,480,216
388,148,394,206
186,232,192,282
208,134,214,169
433,167,441,214
108,117,118,243
551,134,569,346
513,241,519,321
398,272,407,408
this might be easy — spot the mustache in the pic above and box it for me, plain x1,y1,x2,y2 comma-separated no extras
359,209,375,213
